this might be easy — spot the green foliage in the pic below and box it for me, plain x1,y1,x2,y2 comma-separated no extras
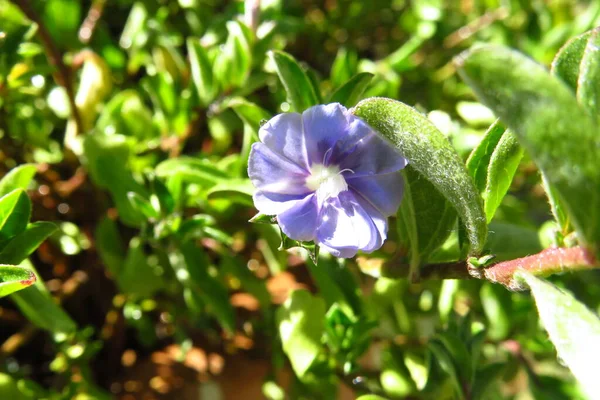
353,98,487,255
456,45,600,257
519,272,600,399
1,1,600,398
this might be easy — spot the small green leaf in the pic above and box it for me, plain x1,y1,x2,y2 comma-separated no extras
485,222,542,262
127,192,160,220
214,21,252,89
187,38,217,105
269,50,319,112
328,72,374,107
480,283,511,340
118,237,163,297
0,265,36,297
467,120,523,222
223,97,270,132
0,222,58,266
11,261,77,334
306,256,361,317
551,28,595,91
95,217,125,276
467,120,505,193
577,29,600,116
176,242,236,334
0,189,31,246
155,157,228,186
353,98,487,254
276,290,325,378
206,179,254,206
457,45,600,256
249,213,275,224
0,164,37,197
483,131,524,222
518,271,600,399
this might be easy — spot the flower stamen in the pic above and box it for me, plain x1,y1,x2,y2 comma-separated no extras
306,164,349,204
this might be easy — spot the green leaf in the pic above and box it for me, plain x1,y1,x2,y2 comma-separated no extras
11,261,76,334
269,50,319,112
118,237,163,297
577,29,600,116
427,340,464,400
480,283,511,340
83,134,148,227
214,21,252,89
467,120,524,222
0,189,31,246
206,179,254,206
456,45,600,256
0,265,36,297
328,72,374,107
518,271,600,399
187,38,217,105
276,290,325,378
353,98,487,254
484,222,542,262
223,97,270,132
0,222,58,265
402,167,457,264
95,217,125,277
306,256,361,317
155,157,228,186
126,192,160,220
176,242,236,334
482,132,524,222
467,120,505,194
551,29,595,91
0,164,36,197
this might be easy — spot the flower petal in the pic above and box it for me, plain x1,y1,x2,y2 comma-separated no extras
248,143,311,195
259,112,310,171
316,191,383,257
335,117,408,176
353,193,388,252
253,191,307,215
348,172,404,216
302,103,349,165
278,194,319,242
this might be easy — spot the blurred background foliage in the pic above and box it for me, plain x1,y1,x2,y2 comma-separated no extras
1,0,600,399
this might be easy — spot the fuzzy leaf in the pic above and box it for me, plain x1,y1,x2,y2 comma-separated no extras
519,272,600,399
457,45,600,256
353,98,487,254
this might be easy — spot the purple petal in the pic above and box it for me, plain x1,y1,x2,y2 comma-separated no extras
348,172,404,216
302,103,349,165
277,194,318,242
258,112,310,171
253,191,307,215
353,193,388,250
248,143,310,195
336,117,408,176
316,191,383,258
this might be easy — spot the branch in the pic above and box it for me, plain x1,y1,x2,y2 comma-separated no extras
382,246,598,290
12,0,83,135
475,246,597,290
78,0,106,43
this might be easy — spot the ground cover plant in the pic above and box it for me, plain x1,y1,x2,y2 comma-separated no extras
1,0,600,399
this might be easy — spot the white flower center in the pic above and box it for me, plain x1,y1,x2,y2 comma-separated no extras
306,164,348,204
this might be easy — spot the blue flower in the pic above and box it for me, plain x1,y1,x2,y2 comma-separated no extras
248,103,408,258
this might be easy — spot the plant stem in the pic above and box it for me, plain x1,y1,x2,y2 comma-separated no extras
383,246,598,290
11,0,83,135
